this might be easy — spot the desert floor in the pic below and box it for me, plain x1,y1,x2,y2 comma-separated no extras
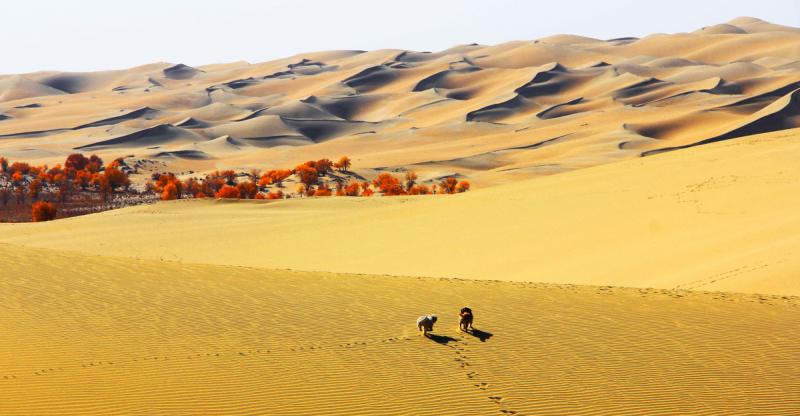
2,244,798,416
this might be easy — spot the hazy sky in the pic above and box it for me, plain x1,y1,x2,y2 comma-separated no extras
2,0,798,74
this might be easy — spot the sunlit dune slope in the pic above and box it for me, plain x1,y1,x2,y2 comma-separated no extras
2,128,799,295
1,244,798,415
0,18,799,186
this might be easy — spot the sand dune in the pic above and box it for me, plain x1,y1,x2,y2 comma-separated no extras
162,63,202,80
0,18,797,184
0,75,66,101
645,88,800,155
75,124,205,150
4,127,799,296
73,106,162,129
1,243,797,416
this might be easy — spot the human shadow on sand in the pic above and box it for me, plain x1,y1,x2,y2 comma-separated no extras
426,334,458,345
466,328,493,342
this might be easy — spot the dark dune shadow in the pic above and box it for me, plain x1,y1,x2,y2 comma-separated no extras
467,328,493,342
427,334,458,345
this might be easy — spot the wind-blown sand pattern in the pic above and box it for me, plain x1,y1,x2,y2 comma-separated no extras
0,18,799,186
1,244,798,416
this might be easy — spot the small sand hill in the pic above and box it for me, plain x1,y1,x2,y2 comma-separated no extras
0,75,66,101
0,243,797,415
0,18,798,186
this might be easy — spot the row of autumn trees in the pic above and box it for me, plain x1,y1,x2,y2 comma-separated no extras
153,155,471,201
0,153,134,221
1,153,471,221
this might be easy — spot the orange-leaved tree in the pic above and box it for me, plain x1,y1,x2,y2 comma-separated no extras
65,153,89,171
216,185,240,199
335,183,345,196
404,171,418,191
237,181,258,199
104,165,130,192
456,180,470,193
344,181,361,196
162,183,178,200
439,177,458,194
305,185,316,197
219,170,237,185
373,173,405,196
334,156,351,172
183,177,203,198
314,184,332,197
86,155,103,173
11,171,23,185
360,181,373,196
258,174,272,188
260,169,292,188
31,201,57,222
315,159,333,176
294,164,318,187
271,169,292,187
8,162,31,175
409,184,431,195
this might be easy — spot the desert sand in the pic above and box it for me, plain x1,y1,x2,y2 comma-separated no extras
2,17,800,415
1,244,798,415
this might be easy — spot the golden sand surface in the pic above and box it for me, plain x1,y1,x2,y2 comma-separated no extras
1,244,798,415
